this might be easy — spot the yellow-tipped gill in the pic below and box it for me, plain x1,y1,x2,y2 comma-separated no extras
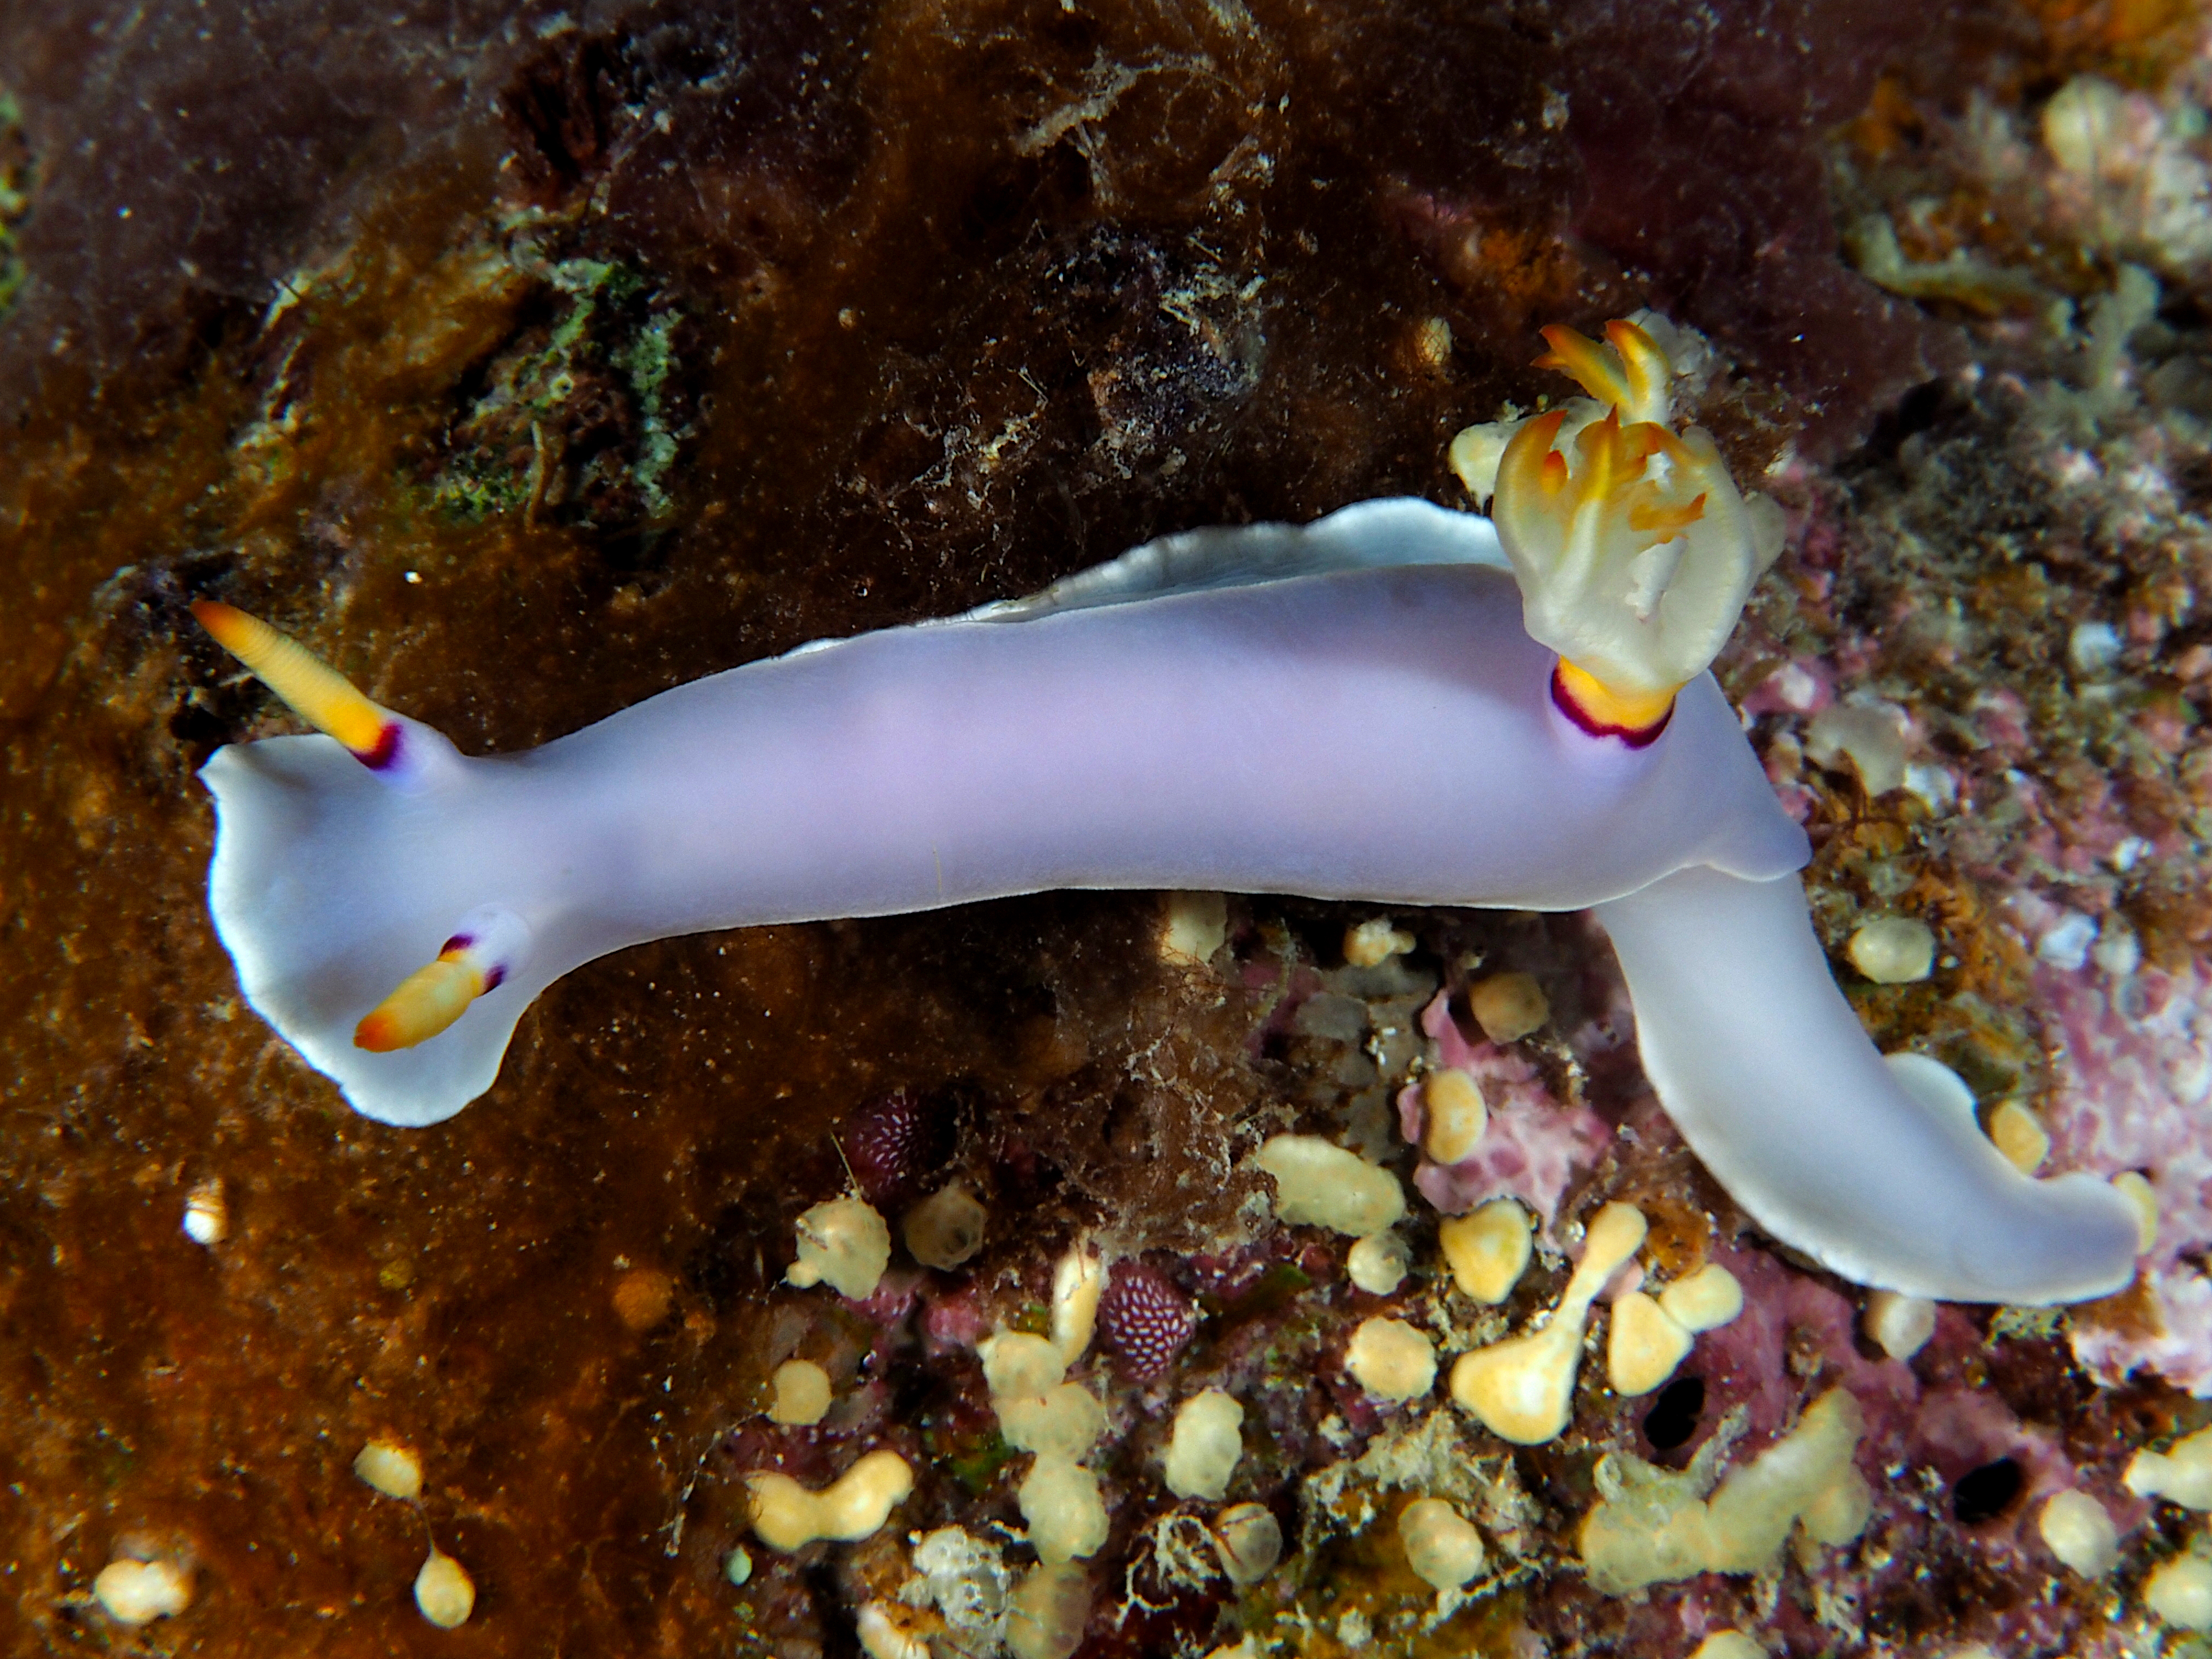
1533,319,1673,427
1455,314,1771,736
192,600,397,765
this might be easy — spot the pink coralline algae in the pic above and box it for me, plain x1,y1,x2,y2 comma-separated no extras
2039,958,2212,1395
1099,1258,1198,1382
1398,991,1608,1227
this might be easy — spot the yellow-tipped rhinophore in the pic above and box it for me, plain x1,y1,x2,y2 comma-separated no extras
353,908,533,1052
354,949,489,1052
192,600,397,765
1451,315,1775,741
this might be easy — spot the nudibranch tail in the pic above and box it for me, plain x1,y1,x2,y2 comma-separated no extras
192,601,398,766
1593,864,2141,1305
355,907,532,1052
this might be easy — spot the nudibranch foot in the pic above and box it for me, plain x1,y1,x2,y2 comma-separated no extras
194,499,1803,1128
1591,864,2141,1306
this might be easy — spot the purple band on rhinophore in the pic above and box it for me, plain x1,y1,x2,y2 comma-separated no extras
439,933,475,956
482,964,506,991
1550,663,1673,749
362,723,404,771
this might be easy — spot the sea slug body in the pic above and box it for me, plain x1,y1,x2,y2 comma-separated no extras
191,321,2140,1307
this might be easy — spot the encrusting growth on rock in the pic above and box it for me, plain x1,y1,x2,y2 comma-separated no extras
746,1451,915,1552
2128,1424,2212,1510
1420,1067,1488,1165
93,1557,193,1627
1255,1135,1406,1237
1438,1197,1533,1305
1345,1316,1437,1402
768,1359,832,1426
1397,1497,1486,1593
1606,1262,1743,1398
2039,1489,2121,1577
1451,1201,1646,1443
1163,1389,1245,1501
413,1550,475,1630
1578,1388,1871,1594
785,1195,891,1300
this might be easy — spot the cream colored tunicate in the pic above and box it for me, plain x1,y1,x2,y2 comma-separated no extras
2113,1170,2159,1250
724,1546,753,1586
1211,1502,1283,1587
1019,1454,1110,1564
2043,73,2126,177
1397,1497,1485,1592
1255,1135,1405,1237
1987,1100,2049,1176
1863,1290,1937,1361
857,1602,932,1659
1160,891,1228,965
997,1384,1106,1461
1689,1635,1767,1659
1438,1196,1532,1304
414,1551,476,1629
354,1438,424,1501
1344,917,1416,968
1452,1202,1645,1444
1049,1248,1104,1364
1805,702,1908,797
1164,1389,1245,1501
911,1527,1012,1647
1347,1231,1410,1295
769,1359,833,1426
1606,1292,1694,1397
1466,971,1549,1042
2128,1424,2212,1510
1421,1068,1489,1165
613,1265,675,1331
1346,1316,1436,1402
1005,1562,1091,1659
1658,1263,1743,1332
2038,1489,2121,1576
2145,1554,2212,1631
1848,917,1936,985
785,1195,892,1300
1578,1388,1871,1594
747,1450,915,1551
981,1331,1068,1400
182,1179,228,1246
904,1185,987,1270
93,1558,193,1626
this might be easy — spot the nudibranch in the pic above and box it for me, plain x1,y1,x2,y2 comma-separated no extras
191,318,2140,1306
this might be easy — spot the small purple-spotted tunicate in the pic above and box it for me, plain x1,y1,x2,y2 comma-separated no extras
842,1089,942,1207
1098,1259,1196,1381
